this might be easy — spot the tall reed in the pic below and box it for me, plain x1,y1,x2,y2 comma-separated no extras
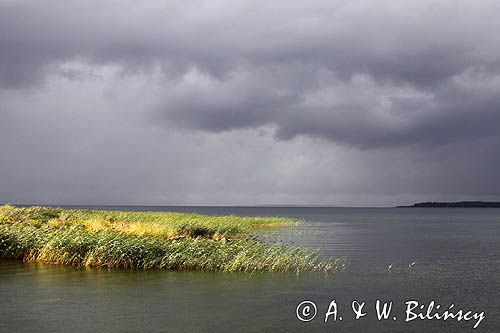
0,205,345,273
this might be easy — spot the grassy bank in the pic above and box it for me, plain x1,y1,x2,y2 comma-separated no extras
0,205,345,273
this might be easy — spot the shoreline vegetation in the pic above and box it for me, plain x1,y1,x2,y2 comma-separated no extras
0,205,345,273
398,201,500,208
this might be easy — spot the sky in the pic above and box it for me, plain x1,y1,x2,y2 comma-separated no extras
1,0,500,206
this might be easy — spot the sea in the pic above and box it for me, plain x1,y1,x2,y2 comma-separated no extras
1,206,499,332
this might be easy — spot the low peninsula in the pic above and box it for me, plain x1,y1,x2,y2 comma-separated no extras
0,205,344,273
398,201,500,208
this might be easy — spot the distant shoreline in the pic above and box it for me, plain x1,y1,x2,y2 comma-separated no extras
397,201,500,208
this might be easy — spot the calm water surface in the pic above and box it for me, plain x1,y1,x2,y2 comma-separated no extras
1,207,499,332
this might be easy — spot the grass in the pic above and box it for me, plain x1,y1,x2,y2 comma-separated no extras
0,205,346,273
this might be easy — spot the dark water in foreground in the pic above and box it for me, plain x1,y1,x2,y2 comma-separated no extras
1,207,499,332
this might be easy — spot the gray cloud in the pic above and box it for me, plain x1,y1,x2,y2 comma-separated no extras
1,1,500,204
3,1,500,148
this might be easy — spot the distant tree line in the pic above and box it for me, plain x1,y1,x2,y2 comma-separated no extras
399,201,500,208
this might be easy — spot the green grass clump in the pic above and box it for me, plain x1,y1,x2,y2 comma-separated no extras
0,205,345,273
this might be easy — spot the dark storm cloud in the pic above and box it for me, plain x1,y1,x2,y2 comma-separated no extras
1,0,500,205
2,0,499,149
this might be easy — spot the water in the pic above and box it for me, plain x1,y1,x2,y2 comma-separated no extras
1,207,499,332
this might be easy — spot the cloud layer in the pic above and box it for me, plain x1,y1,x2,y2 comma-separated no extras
1,1,500,204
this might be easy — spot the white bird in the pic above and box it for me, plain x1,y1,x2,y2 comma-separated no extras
408,261,416,269
387,263,394,272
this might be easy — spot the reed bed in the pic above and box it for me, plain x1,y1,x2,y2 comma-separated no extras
0,205,345,273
